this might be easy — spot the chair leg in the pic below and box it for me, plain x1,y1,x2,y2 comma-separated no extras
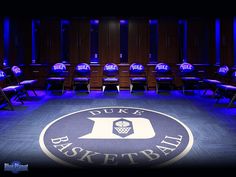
62,82,65,95
32,89,37,96
228,94,236,108
130,84,133,93
203,89,208,96
116,85,120,93
1,90,14,111
156,83,159,94
87,84,90,93
102,86,106,92
182,85,185,94
144,85,147,92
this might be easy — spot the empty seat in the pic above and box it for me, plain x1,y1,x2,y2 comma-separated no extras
0,70,24,110
73,63,91,93
102,63,119,93
129,63,147,93
215,71,236,107
46,63,68,94
203,65,229,96
11,66,37,96
155,63,174,94
179,62,200,94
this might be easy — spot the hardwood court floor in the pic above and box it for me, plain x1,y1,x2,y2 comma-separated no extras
0,90,236,176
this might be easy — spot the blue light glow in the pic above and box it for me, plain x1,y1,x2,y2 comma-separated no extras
215,19,220,65
120,20,128,25
90,20,99,25
149,20,158,25
3,18,10,66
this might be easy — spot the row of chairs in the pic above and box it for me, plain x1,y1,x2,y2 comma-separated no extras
0,66,37,110
1,63,236,110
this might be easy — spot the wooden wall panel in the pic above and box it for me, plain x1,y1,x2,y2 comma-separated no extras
78,20,90,63
221,17,233,66
38,19,60,65
158,18,179,64
187,18,210,64
209,19,216,65
69,20,91,64
68,19,79,64
128,19,149,64
99,20,120,64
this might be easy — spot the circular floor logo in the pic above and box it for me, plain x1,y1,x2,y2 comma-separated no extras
39,107,193,167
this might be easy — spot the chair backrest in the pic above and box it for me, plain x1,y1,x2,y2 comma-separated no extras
231,71,236,83
0,70,6,81
130,63,145,76
103,63,119,77
155,63,171,76
11,66,23,77
75,63,91,77
179,62,195,76
217,65,229,76
51,63,67,77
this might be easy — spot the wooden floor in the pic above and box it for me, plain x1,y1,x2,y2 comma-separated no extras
0,90,236,176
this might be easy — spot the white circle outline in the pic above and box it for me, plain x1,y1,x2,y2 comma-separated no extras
39,106,194,168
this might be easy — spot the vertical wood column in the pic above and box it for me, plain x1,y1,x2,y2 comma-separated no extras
128,19,149,64
158,17,179,64
221,17,233,66
99,20,120,64
38,18,60,65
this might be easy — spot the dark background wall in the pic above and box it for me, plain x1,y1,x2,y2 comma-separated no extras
0,16,235,90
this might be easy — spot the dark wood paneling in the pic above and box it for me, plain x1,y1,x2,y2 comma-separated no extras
187,18,211,64
0,18,3,67
7,18,32,66
99,20,120,64
90,64,103,89
38,19,60,65
209,19,216,65
78,20,90,63
69,20,90,64
118,64,130,88
128,20,149,64
221,17,233,66
158,18,179,64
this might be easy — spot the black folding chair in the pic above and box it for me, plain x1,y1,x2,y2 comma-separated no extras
46,63,68,95
73,63,91,93
179,63,200,94
11,66,37,96
215,71,236,107
102,63,119,93
129,63,147,93
0,70,24,110
203,65,229,96
155,63,174,94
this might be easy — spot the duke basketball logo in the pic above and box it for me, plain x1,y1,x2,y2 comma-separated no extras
79,118,155,139
39,107,193,167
